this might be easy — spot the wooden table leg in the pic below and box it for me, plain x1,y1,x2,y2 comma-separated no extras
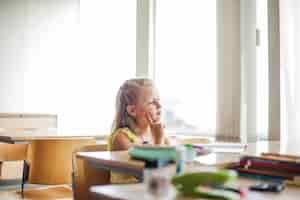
28,139,96,184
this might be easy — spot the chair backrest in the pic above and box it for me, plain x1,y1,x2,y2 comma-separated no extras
0,143,28,161
72,144,110,200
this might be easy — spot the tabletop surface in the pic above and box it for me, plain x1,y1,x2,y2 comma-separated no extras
0,128,107,141
77,150,145,172
0,113,56,118
77,141,295,169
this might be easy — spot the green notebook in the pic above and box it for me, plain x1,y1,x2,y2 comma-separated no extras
128,145,176,161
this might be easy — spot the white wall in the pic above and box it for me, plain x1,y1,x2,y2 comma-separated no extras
0,0,79,113
0,0,26,112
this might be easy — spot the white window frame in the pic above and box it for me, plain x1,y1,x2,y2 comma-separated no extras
136,0,155,78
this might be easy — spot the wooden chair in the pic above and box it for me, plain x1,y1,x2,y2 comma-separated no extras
72,144,110,200
0,143,29,197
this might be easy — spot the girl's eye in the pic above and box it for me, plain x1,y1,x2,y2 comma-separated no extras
147,100,155,106
148,101,155,105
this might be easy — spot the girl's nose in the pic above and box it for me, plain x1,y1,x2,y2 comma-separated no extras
155,99,161,109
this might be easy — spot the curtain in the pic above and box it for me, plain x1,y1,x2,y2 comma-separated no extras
280,0,300,153
216,0,259,143
216,0,241,142
217,0,272,143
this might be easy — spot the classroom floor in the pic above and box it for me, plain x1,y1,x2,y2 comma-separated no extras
0,183,73,200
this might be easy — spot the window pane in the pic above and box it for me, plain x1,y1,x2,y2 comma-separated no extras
56,0,136,132
155,0,216,135
23,1,80,114
256,0,269,139
62,0,137,132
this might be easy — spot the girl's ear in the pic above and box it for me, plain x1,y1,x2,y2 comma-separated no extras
126,105,137,117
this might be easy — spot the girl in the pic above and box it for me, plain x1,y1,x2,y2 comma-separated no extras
107,78,170,183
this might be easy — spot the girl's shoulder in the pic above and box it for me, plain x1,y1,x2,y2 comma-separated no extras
113,127,134,137
114,127,139,142
107,128,139,151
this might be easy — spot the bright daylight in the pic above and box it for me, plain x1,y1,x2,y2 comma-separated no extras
0,0,300,200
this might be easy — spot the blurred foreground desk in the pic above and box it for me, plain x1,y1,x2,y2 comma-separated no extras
90,180,300,200
0,129,107,184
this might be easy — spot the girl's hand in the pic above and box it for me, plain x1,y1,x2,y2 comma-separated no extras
146,112,165,145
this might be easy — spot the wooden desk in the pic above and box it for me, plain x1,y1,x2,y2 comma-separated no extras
0,129,107,184
77,151,145,180
77,141,281,180
90,180,300,200
78,141,300,199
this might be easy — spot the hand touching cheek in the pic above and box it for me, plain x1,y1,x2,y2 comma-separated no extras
146,104,161,123
146,111,165,145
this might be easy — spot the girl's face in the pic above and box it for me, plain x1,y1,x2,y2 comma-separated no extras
135,86,161,127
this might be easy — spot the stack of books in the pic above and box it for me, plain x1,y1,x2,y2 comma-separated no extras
237,153,300,180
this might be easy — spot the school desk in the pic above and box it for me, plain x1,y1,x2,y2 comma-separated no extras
0,129,106,184
77,141,300,199
76,141,286,181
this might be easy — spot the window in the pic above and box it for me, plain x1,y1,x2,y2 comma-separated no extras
59,0,137,132
23,0,136,132
155,0,217,135
24,1,80,114
256,0,269,139
280,0,300,143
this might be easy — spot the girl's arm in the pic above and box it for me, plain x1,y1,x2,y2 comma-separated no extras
111,132,133,151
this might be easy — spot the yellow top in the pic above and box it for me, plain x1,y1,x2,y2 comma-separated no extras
107,127,140,184
107,127,139,151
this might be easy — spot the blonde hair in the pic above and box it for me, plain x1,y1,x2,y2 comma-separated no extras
111,78,154,132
